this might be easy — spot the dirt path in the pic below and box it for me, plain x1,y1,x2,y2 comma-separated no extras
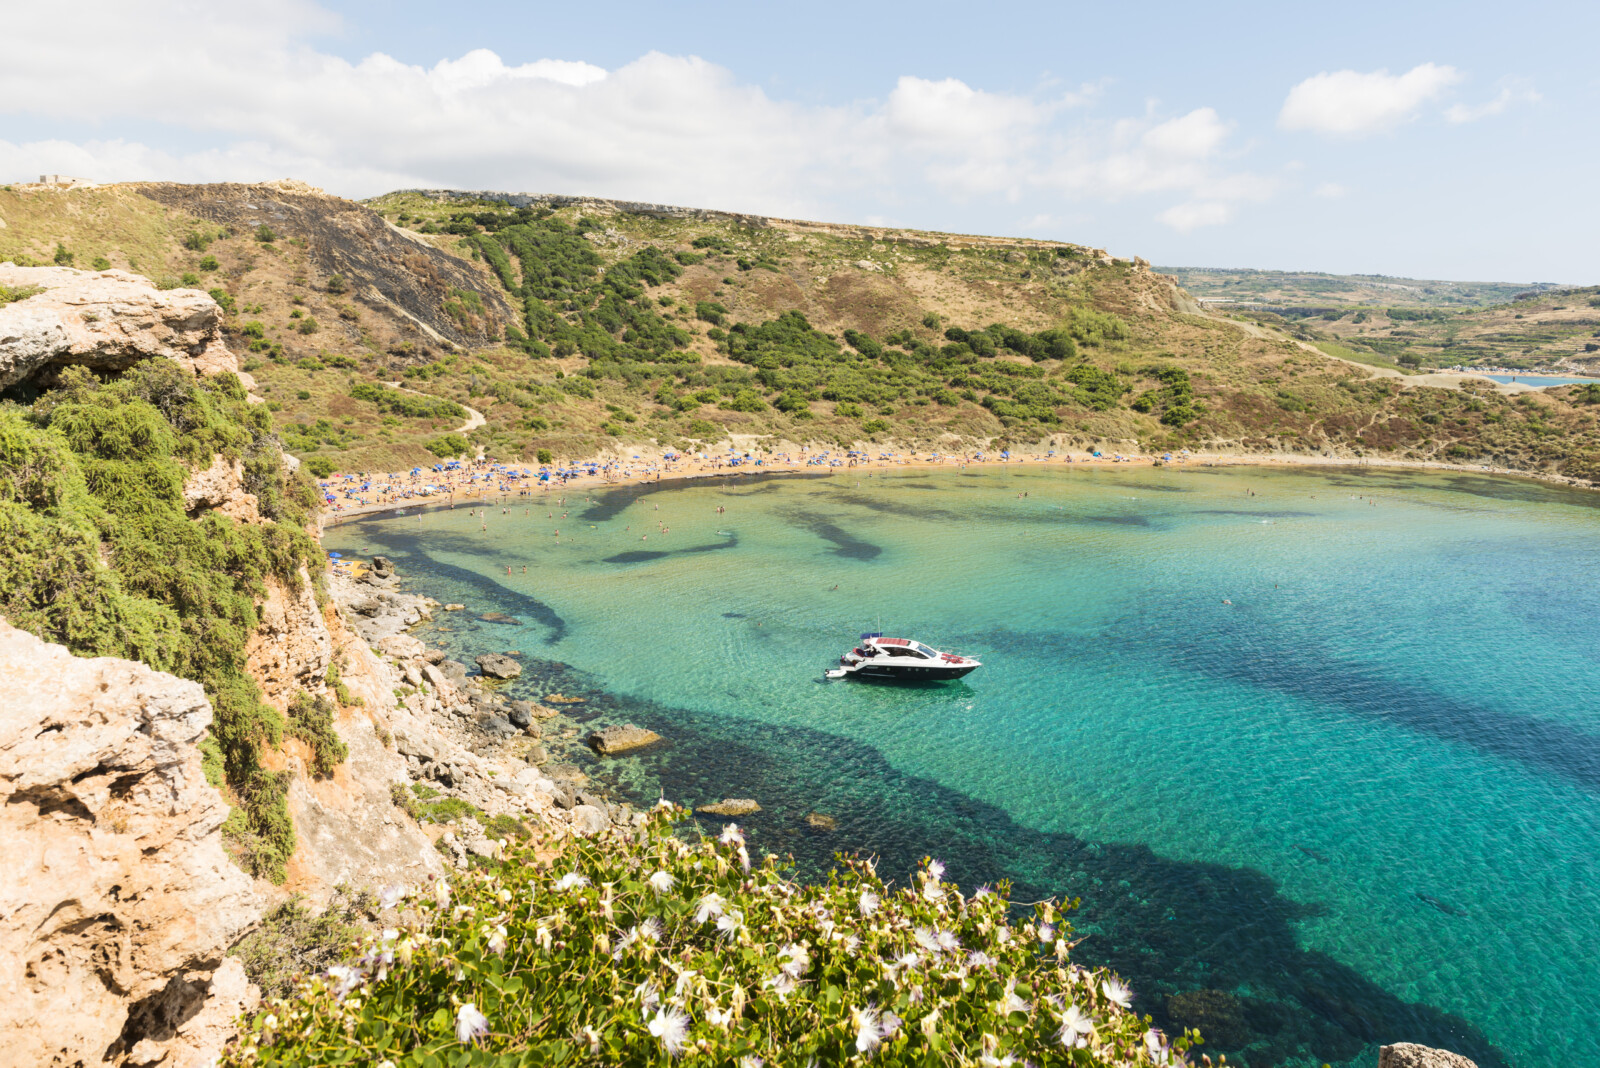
387,381,486,434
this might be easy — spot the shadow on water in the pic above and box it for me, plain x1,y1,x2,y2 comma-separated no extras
603,536,740,565
578,471,833,522
475,654,1508,1068
1177,625,1600,793
777,507,883,560
331,520,569,645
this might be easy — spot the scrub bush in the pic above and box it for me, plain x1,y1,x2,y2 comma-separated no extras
225,805,1180,1067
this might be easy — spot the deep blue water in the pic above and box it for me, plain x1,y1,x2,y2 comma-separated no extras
327,465,1600,1067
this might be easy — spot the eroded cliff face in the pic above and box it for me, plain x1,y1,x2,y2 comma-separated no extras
0,265,246,390
0,622,258,1068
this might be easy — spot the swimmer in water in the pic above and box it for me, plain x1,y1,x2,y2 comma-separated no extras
1222,599,1233,605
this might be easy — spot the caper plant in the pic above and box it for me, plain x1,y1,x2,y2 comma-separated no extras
226,803,1194,1066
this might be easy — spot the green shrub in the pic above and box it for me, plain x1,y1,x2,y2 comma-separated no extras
302,455,337,478
535,448,553,464
298,317,320,335
53,243,73,266
256,224,278,243
348,382,465,421
0,284,42,306
232,889,373,1001
226,805,1172,1067
287,691,348,778
0,363,320,882
181,272,202,287
427,433,470,458
199,255,220,271
210,288,237,314
326,274,347,294
90,256,112,271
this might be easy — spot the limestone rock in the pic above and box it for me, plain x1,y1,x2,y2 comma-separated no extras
444,603,465,611
0,621,259,1068
1379,1044,1478,1068
805,812,838,830
568,804,609,837
183,454,262,523
0,265,244,389
378,634,426,659
507,702,532,729
588,723,662,755
476,652,522,679
524,743,549,765
697,798,761,816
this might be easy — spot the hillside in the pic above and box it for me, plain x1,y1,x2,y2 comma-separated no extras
4,180,1599,484
1157,266,1558,310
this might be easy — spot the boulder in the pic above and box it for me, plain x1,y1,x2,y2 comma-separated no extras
378,634,425,659
476,652,522,679
524,744,549,765
485,716,520,736
1379,1045,1478,1068
805,812,839,831
0,265,244,389
576,789,607,810
439,660,469,684
0,621,259,1068
371,555,395,574
423,646,448,664
697,798,761,817
506,702,532,729
588,724,662,755
568,805,610,837
545,764,588,785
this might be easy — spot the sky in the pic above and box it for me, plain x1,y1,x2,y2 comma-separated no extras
3,0,1595,282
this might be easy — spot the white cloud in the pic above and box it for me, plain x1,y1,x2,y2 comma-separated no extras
1445,81,1541,123
1279,63,1462,135
1157,201,1232,232
1314,182,1350,198
0,0,1273,233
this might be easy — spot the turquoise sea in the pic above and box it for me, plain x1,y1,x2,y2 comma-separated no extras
326,464,1600,1068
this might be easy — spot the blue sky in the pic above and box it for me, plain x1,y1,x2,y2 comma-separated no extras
3,0,1594,282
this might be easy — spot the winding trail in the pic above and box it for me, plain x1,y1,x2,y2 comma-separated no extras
387,381,486,434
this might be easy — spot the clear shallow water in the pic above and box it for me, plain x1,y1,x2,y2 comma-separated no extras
1484,373,1600,386
328,465,1600,1067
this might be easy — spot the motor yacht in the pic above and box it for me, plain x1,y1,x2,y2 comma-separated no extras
826,634,981,682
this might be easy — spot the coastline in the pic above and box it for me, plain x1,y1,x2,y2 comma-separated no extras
316,446,1598,531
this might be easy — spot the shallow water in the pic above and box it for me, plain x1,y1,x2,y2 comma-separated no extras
1484,373,1600,386
328,464,1600,1067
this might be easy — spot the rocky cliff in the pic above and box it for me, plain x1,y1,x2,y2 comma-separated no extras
0,622,258,1068
0,265,244,391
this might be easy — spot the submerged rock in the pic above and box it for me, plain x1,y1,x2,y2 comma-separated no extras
805,812,839,831
444,603,465,611
476,653,521,679
588,724,662,755
697,798,761,817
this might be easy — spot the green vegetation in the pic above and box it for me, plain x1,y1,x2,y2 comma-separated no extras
349,381,467,421
233,889,376,1001
0,362,321,881
287,691,348,778
427,433,471,458
227,804,1174,1067
0,283,42,306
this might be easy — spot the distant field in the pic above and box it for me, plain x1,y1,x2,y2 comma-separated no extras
1157,266,1555,309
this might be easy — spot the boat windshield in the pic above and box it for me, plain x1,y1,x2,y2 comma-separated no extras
911,642,937,657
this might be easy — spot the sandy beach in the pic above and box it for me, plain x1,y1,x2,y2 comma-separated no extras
314,442,1597,531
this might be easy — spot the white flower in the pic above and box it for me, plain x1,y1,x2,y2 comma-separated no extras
635,981,661,1014
647,1005,690,1057
716,909,744,942
858,890,879,916
935,929,960,954
433,879,451,907
377,884,407,909
1101,977,1133,1009
922,879,945,902
455,1003,489,1045
695,892,728,923
648,870,677,895
706,1005,733,1029
738,1058,765,1068
778,942,811,978
969,950,998,970
842,934,861,956
912,927,940,954
1146,1028,1171,1064
1056,1003,1094,1048
997,979,1030,1015
553,871,589,891
763,971,799,999
641,916,664,941
927,858,946,880
1037,922,1055,944
325,964,363,1000
485,924,507,956
582,1025,601,1054
720,823,745,847
853,1005,882,1055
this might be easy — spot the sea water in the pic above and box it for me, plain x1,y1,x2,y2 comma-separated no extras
326,465,1600,1067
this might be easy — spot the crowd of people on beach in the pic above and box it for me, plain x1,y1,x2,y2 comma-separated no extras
317,445,1193,520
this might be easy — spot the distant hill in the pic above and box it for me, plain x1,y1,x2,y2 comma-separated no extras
1156,266,1561,309
3,181,1598,484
